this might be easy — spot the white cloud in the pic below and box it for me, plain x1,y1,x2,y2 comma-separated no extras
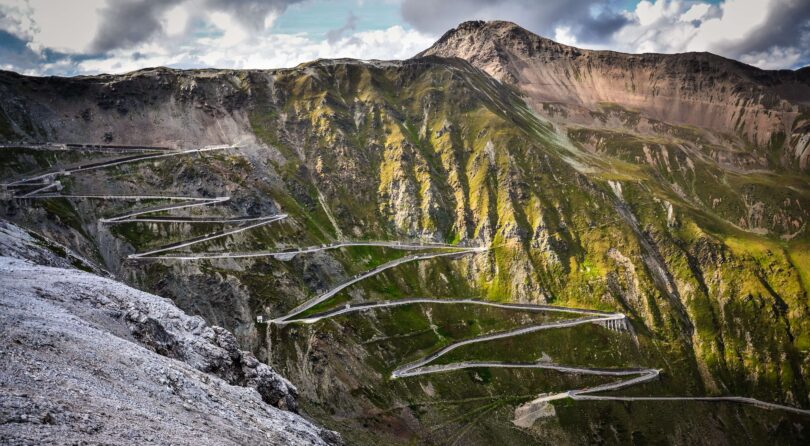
1,0,299,55
72,25,435,74
163,4,189,36
634,0,680,27
1,0,106,54
0,0,34,39
739,47,802,70
553,26,579,46
686,0,771,50
608,0,808,68
679,3,710,22
207,11,250,47
1,0,807,75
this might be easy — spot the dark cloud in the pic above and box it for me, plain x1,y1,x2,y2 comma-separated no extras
326,12,358,43
400,0,628,41
715,0,810,65
91,0,183,53
576,9,628,42
204,0,303,31
91,0,303,53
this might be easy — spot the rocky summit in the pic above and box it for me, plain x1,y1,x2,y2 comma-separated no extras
1,19,810,445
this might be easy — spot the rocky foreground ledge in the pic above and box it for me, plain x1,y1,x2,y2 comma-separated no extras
0,220,341,445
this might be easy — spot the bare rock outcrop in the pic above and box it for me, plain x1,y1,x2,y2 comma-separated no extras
0,220,341,445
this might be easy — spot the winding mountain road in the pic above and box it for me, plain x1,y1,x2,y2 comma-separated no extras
273,248,487,324
133,240,475,260
3,144,234,187
271,255,810,417
5,146,479,264
3,145,295,261
0,142,174,152
5,142,809,418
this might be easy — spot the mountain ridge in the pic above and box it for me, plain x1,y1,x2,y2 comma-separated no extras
418,20,810,167
3,20,808,169
421,20,810,73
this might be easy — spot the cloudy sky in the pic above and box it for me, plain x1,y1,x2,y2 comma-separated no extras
0,0,808,76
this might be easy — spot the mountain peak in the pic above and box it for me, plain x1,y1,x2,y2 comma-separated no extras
417,19,810,151
433,20,550,44
416,20,579,83
452,19,522,32
417,19,774,82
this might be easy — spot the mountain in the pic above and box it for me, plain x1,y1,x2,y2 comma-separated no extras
419,20,810,169
1,20,810,445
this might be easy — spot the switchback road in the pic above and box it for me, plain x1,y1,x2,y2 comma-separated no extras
6,142,808,417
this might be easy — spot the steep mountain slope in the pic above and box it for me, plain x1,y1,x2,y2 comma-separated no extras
0,220,341,445
0,29,809,444
419,20,810,169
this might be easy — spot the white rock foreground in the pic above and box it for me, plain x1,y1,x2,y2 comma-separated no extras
0,221,341,445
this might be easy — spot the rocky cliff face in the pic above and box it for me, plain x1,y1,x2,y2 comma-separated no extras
419,20,810,169
0,220,341,445
0,24,809,444
0,68,259,150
